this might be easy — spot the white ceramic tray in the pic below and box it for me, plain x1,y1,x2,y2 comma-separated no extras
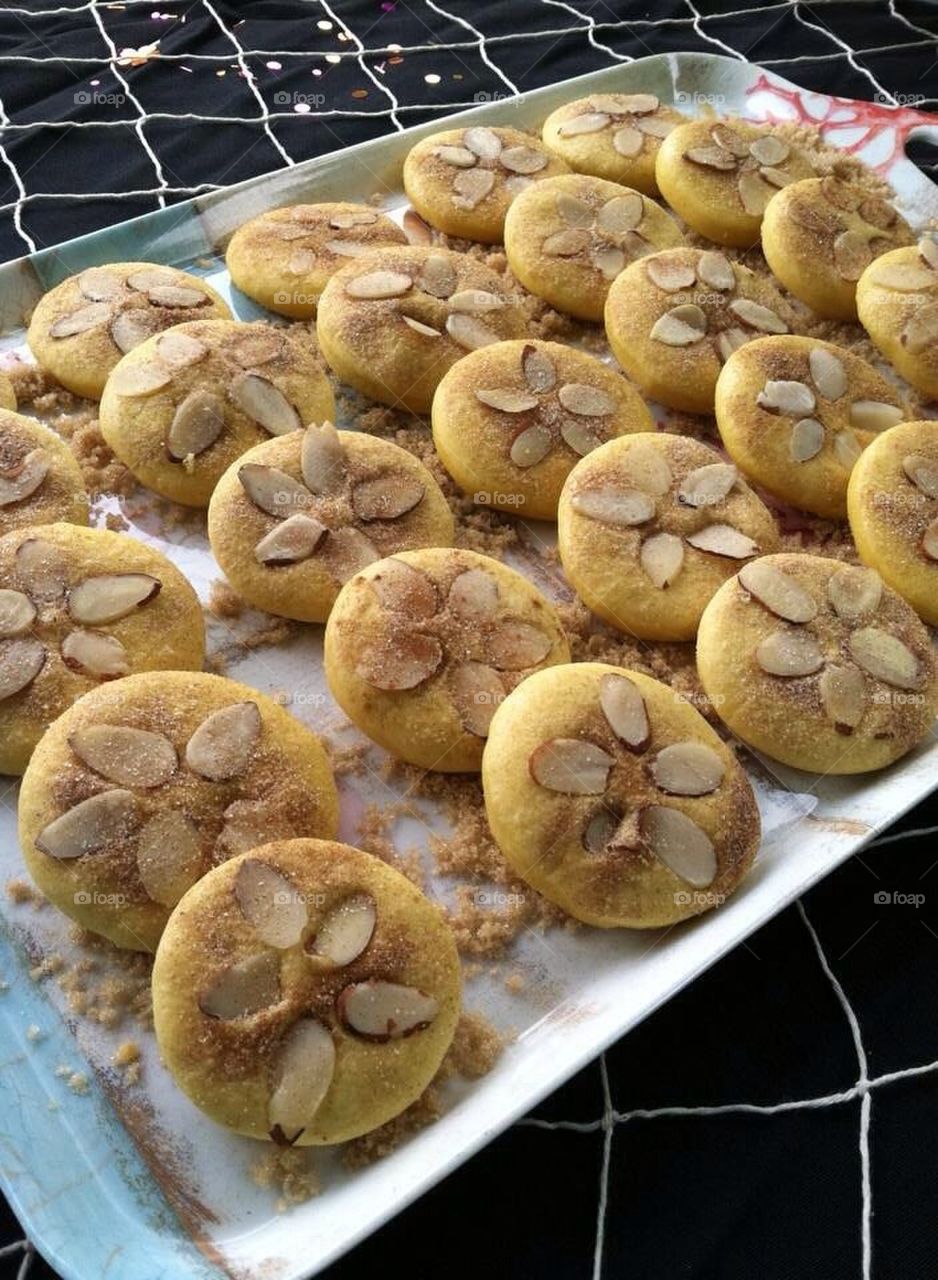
0,50,936,1280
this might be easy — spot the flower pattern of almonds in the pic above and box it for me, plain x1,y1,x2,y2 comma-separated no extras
788,177,911,282
258,207,393,275
0,428,55,511
554,92,675,155
47,265,214,354
428,126,553,210
682,123,803,217
541,188,665,280
866,235,938,353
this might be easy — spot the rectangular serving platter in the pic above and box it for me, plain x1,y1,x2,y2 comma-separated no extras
1,50,937,1280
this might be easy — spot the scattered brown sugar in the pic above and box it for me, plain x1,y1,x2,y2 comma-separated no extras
343,1081,446,1169
443,1010,504,1080
7,878,44,907
250,1145,321,1210
66,1071,90,1095
51,928,154,1030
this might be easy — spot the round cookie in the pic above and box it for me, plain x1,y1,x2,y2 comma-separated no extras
225,203,407,320
208,422,455,623
27,263,231,399
152,838,460,1144
697,553,938,774
504,174,684,322
655,119,815,247
316,247,528,413
402,125,568,243
18,673,339,951
0,523,205,775
99,319,335,507
431,339,654,520
541,91,682,194
0,371,16,411
605,246,793,414
762,176,913,321
1,409,89,534
558,433,779,641
856,236,938,400
847,420,938,625
714,335,907,520
482,662,760,928
324,548,571,772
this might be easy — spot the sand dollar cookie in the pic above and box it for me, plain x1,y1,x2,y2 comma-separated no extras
208,422,454,622
99,319,335,506
541,91,681,194
431,339,654,520
856,236,938,399
558,433,779,641
0,523,205,775
152,838,460,1144
0,409,89,534
605,246,793,414
27,263,231,399
697,553,938,774
504,174,684,322
715,335,907,520
225,203,407,320
402,125,568,243
762,176,913,321
482,663,760,928
18,673,339,951
847,421,938,625
656,120,814,247
316,247,528,413
0,372,16,411
324,548,570,772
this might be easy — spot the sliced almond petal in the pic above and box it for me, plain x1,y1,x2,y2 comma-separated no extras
231,374,301,437
557,382,616,416
125,267,181,291
560,418,603,457
325,240,374,259
446,311,501,351
822,177,863,211
641,806,716,888
234,858,307,947
216,799,291,858
108,359,172,397
35,789,137,860
0,449,48,507
756,379,816,416
558,112,611,137
640,532,684,588
417,253,457,298
859,196,897,230
156,330,208,371
309,894,377,966
137,810,203,906
505,175,533,198
737,170,772,217
475,388,539,413
199,952,281,1019
146,284,209,308
345,270,413,300
582,805,621,854
268,1020,335,1142
759,165,793,189
434,144,476,167
78,267,124,302
827,565,882,621
500,145,549,174
624,442,673,496
696,251,735,291
450,660,504,736
49,302,112,338
755,628,824,676
60,629,130,678
357,631,443,690
337,981,438,1041
677,462,737,508
833,229,872,281
328,209,379,229
452,167,496,209
902,453,938,498
820,664,868,733
320,526,379,583
729,298,787,334
596,193,644,236
68,725,176,787
351,474,425,521
738,560,817,623
600,92,659,115
918,237,938,270
650,303,707,346
529,738,614,794
685,144,737,171
716,327,750,362
255,513,328,565
522,345,556,394
402,314,442,337
590,242,626,280
486,621,552,670
448,288,504,314
556,191,595,228
68,573,160,625
167,389,226,460
570,486,655,526
686,523,758,558
447,567,499,621
645,257,697,292
0,637,46,701
871,261,937,291
239,463,312,518
849,627,922,690
599,672,649,751
233,327,288,364
749,134,790,166
186,701,261,781
710,125,750,158
833,429,862,470
848,400,904,433
0,589,35,638
369,557,439,618
809,347,847,400
15,537,67,604
921,517,938,562
109,308,162,354
651,741,725,795
790,418,825,462
300,421,345,495
612,126,643,157
463,126,502,159
542,228,591,257
287,249,317,274
901,303,938,355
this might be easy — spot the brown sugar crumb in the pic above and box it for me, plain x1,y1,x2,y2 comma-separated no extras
504,972,526,994
57,928,154,1030
7,878,43,907
328,741,373,778
207,579,246,620
67,1071,90,1095
343,1083,445,1169
112,1039,139,1067
250,1146,321,1210
104,511,130,532
443,1010,504,1080
30,953,65,981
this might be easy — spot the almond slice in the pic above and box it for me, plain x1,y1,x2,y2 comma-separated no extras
716,328,749,362
337,981,438,1041
556,191,595,228
36,789,138,860
136,810,203,906
509,422,553,468
445,312,501,351
827,565,882,621
452,167,496,209
447,567,498,620
570,486,655,526
402,314,441,337
685,144,737,171
902,453,938,498
449,661,504,736
68,573,160,625
529,737,614,794
287,249,317,274
146,284,209,308
599,672,649,752
711,124,750,158
819,664,868,733
357,632,443,690
78,267,123,302
789,418,825,462
156,330,208,370
125,267,180,291
582,805,621,854
199,951,281,1020
108,359,172,397
696,251,735,291
449,288,504,314
833,229,872,281
49,301,112,338
434,144,476,167
351,475,425,521
645,257,697,292
69,725,176,787
320,526,379,583
309,894,377,965
808,347,847,400
756,379,816,416
902,304,938,356
737,170,772,217
109,308,161,354
542,228,590,257
324,240,372,259
329,209,379,228
640,532,684,588
228,330,285,369
167,389,226,460
738,560,817,623
686,524,758,558
560,418,603,457
239,463,312,518
749,134,789,166
651,741,725,795
300,421,345,495
596,193,644,236
522,344,556,393
642,806,716,888
612,126,643,157
0,589,35,638
918,237,938,270
858,196,896,230
186,700,261,781
268,1019,335,1142
417,253,457,298
678,462,737,508
216,799,292,857
475,388,539,413
602,92,659,114
0,637,46,701
849,400,904,433
625,442,673,496
833,429,862,470
234,858,308,947
755,628,824,677
231,374,301,436
759,165,792,189
849,627,922,690
487,621,551,671
558,112,611,137
369,557,440,617
729,298,787,333
557,382,616,417
650,304,707,346
463,125,502,159
346,270,413,300
505,175,534,197
0,449,48,507
61,629,130,678
922,517,938,562
254,513,328,565
590,243,626,280
500,145,548,174
872,261,937,291
15,537,67,603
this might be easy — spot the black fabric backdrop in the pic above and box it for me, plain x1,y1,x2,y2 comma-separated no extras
1,3,937,1278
